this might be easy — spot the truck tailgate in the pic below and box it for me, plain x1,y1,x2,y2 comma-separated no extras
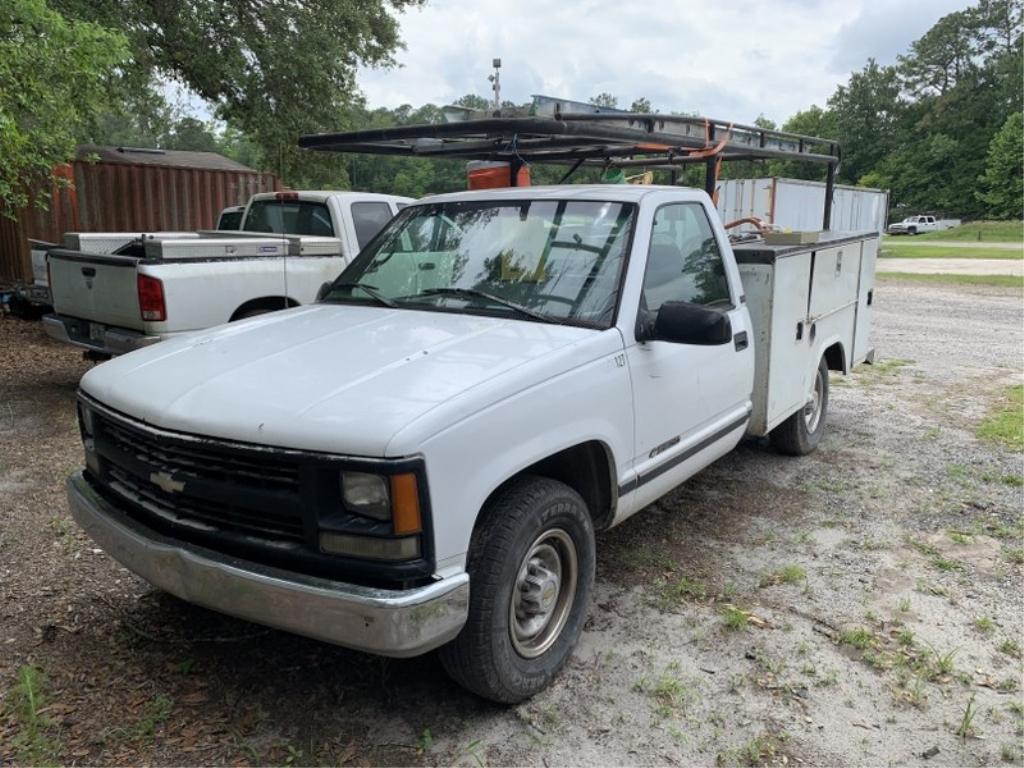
49,251,143,330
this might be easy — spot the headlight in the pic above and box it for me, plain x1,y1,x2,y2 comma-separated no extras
341,471,390,521
78,402,95,436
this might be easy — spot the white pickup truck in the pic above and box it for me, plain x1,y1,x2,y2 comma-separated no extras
42,190,411,356
66,184,878,702
886,214,962,235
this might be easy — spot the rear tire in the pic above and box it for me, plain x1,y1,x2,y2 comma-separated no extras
770,356,829,456
439,475,595,703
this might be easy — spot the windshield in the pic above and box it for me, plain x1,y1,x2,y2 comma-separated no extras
322,199,636,329
243,200,335,236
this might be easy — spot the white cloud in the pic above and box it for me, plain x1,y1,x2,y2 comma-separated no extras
358,0,975,125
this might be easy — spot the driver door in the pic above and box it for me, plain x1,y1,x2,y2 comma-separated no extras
625,202,753,489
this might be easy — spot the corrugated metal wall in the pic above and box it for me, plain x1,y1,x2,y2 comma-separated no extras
0,162,279,282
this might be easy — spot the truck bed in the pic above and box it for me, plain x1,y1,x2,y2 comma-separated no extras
734,231,878,436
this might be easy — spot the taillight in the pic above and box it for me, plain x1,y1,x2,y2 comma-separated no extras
137,274,166,321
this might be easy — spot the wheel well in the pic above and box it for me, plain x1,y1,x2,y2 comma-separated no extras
483,442,617,532
823,341,846,373
230,296,298,320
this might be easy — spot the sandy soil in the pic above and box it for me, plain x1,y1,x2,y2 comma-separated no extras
882,241,1022,252
878,259,1023,276
1,282,1022,767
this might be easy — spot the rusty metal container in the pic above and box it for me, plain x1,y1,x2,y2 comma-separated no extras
0,145,279,282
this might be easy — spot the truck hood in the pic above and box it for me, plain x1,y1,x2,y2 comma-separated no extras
80,304,602,456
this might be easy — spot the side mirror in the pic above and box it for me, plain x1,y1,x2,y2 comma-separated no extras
648,301,732,345
316,281,332,302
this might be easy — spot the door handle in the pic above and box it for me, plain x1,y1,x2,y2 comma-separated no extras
81,267,96,277
733,331,748,351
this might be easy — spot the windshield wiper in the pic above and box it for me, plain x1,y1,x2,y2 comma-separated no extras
414,287,558,323
328,282,398,308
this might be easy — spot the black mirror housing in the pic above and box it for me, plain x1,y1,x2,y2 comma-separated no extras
316,281,332,302
649,301,732,345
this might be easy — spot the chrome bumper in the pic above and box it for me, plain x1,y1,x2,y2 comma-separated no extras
43,314,162,356
66,472,469,657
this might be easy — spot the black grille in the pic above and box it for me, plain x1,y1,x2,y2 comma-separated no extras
93,410,306,545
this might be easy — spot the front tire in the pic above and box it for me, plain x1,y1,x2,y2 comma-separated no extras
439,475,595,703
770,355,829,456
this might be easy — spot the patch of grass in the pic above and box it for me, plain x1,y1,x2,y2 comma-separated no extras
717,732,787,767
880,242,1023,259
637,666,690,717
898,597,911,613
957,693,978,739
105,695,173,743
973,617,996,635
4,666,62,766
860,358,914,377
838,627,876,650
903,220,1023,242
897,627,916,647
876,272,1023,289
977,385,1024,451
948,529,974,544
1002,547,1024,565
660,575,707,603
1001,742,1023,764
931,554,965,572
997,638,1022,659
759,564,806,588
721,605,749,631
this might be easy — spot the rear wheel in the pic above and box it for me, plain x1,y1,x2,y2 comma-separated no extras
770,355,829,456
439,475,595,703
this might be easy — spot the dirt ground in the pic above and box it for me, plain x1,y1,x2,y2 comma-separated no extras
877,259,1023,277
2,279,1022,767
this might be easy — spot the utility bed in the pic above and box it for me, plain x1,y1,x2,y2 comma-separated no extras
734,231,878,436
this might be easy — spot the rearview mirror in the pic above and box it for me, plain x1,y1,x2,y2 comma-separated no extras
316,281,332,302
648,301,732,345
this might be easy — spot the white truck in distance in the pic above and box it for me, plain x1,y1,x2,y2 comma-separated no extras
66,184,878,702
43,190,411,356
886,214,962,235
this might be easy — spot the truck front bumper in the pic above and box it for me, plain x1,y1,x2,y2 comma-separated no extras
66,471,470,658
43,314,162,356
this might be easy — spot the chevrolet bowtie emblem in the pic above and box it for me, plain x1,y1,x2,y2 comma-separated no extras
150,471,185,494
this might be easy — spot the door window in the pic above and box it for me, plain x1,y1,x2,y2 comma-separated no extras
352,202,395,250
639,203,731,324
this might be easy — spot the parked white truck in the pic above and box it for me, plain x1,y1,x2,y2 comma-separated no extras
66,183,878,702
43,190,410,356
886,214,962,235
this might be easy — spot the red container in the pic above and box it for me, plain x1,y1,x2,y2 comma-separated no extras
0,145,280,282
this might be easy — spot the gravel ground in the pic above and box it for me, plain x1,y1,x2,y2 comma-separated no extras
1,280,1022,767
877,259,1023,276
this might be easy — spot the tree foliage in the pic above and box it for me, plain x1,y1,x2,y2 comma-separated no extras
978,111,1024,217
53,0,419,186
0,0,127,211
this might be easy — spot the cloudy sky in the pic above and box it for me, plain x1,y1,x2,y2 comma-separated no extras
357,0,973,125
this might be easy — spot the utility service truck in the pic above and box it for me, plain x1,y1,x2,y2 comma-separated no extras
43,190,410,356
64,107,877,703
886,214,962,235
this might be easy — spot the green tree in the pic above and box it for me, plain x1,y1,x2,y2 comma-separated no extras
53,0,419,187
978,111,1024,217
629,97,653,113
0,0,127,211
589,93,618,108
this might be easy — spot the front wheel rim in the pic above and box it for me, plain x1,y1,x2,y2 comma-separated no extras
509,528,578,659
804,367,825,432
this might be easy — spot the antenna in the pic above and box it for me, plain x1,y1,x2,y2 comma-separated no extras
487,58,501,114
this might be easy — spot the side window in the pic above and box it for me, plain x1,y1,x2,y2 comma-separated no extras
640,203,731,317
352,202,394,250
